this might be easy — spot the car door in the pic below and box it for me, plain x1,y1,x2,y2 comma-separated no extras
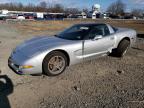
83,24,115,59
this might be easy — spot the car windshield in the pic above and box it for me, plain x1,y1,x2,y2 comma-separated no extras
56,25,90,40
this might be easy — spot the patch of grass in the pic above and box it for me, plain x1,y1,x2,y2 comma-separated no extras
7,19,144,36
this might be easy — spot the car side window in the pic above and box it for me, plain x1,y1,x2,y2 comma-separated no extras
88,27,104,39
86,24,111,40
104,25,110,36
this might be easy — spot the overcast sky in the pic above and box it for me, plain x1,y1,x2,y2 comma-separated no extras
0,0,143,11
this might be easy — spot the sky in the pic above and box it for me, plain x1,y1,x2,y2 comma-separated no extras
0,0,144,11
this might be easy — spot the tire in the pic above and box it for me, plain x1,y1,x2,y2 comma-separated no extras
116,39,130,57
43,51,68,76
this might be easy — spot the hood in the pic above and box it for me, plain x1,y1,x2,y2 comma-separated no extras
15,36,71,57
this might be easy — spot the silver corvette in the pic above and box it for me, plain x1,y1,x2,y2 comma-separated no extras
8,23,137,76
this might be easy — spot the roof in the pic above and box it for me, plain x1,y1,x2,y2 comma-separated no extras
75,23,107,26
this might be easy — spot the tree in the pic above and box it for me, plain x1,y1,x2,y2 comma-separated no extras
83,8,89,14
65,8,80,14
38,1,47,12
17,3,24,11
131,9,144,18
107,0,126,15
25,3,35,12
39,1,47,9
0,2,80,14
51,4,64,13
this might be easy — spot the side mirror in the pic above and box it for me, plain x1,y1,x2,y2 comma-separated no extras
93,35,103,40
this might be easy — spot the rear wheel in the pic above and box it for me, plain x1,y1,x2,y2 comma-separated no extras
43,51,68,76
116,39,130,57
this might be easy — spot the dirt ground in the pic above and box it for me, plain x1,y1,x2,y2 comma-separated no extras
0,20,144,108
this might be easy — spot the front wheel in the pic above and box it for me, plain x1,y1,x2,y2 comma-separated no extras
116,39,130,57
43,51,68,76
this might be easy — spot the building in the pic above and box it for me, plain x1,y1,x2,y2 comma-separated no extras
88,4,101,19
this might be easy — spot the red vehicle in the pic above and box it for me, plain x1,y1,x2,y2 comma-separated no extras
24,13,34,19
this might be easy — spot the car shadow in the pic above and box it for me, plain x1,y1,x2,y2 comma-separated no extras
132,47,144,52
108,49,120,58
0,75,13,108
137,34,144,38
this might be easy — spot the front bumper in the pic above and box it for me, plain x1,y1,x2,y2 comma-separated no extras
8,57,23,75
8,55,42,75
8,49,44,75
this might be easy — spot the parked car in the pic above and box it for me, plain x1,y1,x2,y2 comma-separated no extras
17,14,25,20
0,14,8,20
10,14,17,19
24,13,34,19
8,23,137,76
